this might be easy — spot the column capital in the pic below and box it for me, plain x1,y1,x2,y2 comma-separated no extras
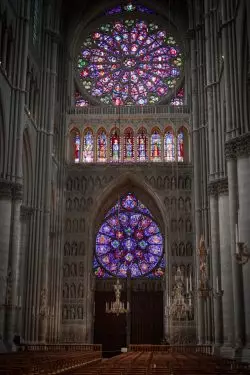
20,205,34,220
0,179,12,199
208,178,228,196
12,182,23,201
225,133,250,159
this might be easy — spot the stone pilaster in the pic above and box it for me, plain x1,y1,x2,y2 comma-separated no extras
226,134,250,351
5,183,23,344
208,192,223,346
0,180,12,340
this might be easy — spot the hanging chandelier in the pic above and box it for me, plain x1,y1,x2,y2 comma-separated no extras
105,279,130,316
165,267,192,320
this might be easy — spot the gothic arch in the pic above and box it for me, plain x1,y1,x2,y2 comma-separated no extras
88,173,168,273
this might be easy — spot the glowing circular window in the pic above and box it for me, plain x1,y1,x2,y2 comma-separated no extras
95,193,164,278
77,19,183,105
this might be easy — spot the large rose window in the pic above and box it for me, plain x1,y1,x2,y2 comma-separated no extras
77,19,183,105
95,193,164,278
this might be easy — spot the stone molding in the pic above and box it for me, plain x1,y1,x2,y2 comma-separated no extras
20,205,34,220
225,133,250,160
0,179,12,199
0,180,24,201
208,178,228,196
12,183,23,201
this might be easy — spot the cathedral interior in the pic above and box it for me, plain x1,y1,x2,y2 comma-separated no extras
0,0,250,372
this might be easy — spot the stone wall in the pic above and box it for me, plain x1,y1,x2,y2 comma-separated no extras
62,163,194,343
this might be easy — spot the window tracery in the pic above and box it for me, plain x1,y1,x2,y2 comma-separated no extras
77,12,183,106
69,126,188,163
83,128,94,162
94,193,164,278
97,128,108,162
164,128,175,161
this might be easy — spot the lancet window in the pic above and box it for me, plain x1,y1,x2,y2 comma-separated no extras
69,126,188,163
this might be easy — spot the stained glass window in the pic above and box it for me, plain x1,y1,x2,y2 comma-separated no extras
177,130,184,162
151,129,161,161
97,129,107,162
137,127,147,161
71,129,80,163
83,129,94,162
106,1,154,16
164,129,175,161
124,127,134,161
75,91,89,107
95,193,163,278
171,87,184,106
77,19,183,106
110,128,120,162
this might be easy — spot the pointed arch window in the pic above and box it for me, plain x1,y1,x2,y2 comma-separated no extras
137,127,148,162
177,129,184,162
83,128,94,162
70,129,81,163
164,128,175,162
94,192,164,278
97,128,107,162
151,128,161,161
124,127,134,162
110,128,120,162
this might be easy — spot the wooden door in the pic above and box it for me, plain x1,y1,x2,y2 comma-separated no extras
94,291,126,356
131,291,163,344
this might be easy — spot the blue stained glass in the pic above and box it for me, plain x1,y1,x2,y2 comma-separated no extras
78,18,183,105
165,130,175,161
95,193,164,278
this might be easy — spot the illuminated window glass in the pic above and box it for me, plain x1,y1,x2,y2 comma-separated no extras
77,19,183,106
151,129,161,161
164,129,175,161
71,130,80,163
177,130,184,162
110,128,120,162
75,91,89,107
171,87,184,106
124,127,134,161
97,129,107,162
137,127,148,161
83,129,94,162
106,1,154,16
95,193,164,278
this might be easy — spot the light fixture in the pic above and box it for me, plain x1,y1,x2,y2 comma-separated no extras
165,267,192,320
105,279,130,316
235,224,250,265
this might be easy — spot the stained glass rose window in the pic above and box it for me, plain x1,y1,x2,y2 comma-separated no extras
77,18,183,105
95,193,164,278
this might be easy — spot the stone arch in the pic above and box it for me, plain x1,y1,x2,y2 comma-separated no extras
89,173,168,272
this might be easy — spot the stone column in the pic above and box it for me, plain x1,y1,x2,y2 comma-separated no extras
227,157,244,348
18,206,33,338
0,180,12,340
218,190,234,348
5,184,23,344
237,152,250,347
190,32,204,343
209,193,223,346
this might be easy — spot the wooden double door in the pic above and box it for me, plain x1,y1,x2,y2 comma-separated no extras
94,290,163,354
